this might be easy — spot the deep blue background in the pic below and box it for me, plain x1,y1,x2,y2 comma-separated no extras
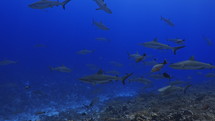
0,0,215,119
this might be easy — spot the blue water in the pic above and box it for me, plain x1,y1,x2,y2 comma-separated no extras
0,0,215,120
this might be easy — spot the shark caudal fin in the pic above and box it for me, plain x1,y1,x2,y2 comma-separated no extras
127,52,131,59
183,84,192,94
160,16,164,20
92,18,96,26
172,46,185,55
49,66,54,72
121,73,133,85
62,0,71,10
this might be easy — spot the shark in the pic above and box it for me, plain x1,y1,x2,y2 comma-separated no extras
93,19,109,30
161,16,175,26
76,49,94,55
158,84,192,94
167,38,185,44
93,0,112,14
29,0,71,10
139,38,185,55
0,60,17,66
49,65,72,72
169,56,215,70
79,69,133,85
128,76,152,85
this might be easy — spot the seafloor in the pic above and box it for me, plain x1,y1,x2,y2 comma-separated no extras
39,81,215,121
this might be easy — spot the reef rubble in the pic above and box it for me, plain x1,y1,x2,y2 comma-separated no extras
40,84,215,121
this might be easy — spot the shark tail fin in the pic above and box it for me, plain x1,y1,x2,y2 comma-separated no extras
127,52,131,59
92,18,96,25
160,16,164,20
172,46,185,55
183,84,192,94
62,0,71,10
121,73,133,85
49,66,53,72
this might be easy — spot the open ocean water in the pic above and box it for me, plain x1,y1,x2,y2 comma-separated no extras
0,0,215,120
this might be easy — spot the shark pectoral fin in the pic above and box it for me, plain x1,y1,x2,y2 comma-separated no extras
96,8,102,10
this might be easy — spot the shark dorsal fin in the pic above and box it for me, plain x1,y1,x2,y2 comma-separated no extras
189,56,195,61
153,38,158,42
97,69,104,75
